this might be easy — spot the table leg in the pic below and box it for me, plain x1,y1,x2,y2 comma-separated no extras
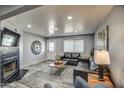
50,67,53,75
58,68,61,76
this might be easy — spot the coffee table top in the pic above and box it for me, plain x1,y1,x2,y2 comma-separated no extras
49,61,67,68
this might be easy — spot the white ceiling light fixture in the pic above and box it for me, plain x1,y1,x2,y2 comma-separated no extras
27,24,31,28
67,16,72,20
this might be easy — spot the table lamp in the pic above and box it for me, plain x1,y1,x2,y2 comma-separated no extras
94,50,110,81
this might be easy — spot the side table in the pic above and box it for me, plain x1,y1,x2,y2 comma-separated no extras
88,73,114,87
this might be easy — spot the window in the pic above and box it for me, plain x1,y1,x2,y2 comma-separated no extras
48,42,54,52
64,40,84,52
74,40,84,52
64,40,73,52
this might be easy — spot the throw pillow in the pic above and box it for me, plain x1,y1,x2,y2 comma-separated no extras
72,53,80,58
64,53,71,58
89,58,98,71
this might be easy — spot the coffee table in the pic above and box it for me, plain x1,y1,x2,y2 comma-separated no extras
48,61,67,76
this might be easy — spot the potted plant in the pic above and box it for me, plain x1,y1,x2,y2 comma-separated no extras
89,48,94,59
55,55,61,64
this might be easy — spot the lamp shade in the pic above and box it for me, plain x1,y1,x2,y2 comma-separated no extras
94,50,110,64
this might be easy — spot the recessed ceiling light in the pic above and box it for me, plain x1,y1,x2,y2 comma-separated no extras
54,28,58,31
67,16,72,20
27,24,31,28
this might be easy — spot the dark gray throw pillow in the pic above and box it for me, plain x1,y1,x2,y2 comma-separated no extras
64,53,71,58
72,53,80,58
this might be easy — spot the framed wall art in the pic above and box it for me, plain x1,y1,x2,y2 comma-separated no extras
97,25,109,50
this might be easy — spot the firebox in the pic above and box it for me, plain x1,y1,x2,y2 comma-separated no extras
1,56,19,84
3,60,17,79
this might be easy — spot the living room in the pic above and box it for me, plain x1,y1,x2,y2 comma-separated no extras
0,5,124,88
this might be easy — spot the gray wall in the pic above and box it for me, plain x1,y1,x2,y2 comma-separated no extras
47,34,94,59
22,32,46,67
94,6,124,87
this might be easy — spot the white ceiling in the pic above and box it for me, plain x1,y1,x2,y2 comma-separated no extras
4,5,113,37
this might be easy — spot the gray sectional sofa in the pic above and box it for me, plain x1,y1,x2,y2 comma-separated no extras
61,52,80,66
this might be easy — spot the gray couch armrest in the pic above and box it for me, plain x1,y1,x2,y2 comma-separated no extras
73,69,88,85
75,76,90,88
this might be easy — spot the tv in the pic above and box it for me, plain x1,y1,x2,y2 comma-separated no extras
0,28,20,47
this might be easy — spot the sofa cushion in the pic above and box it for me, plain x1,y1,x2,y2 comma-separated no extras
70,59,78,62
64,53,71,58
72,53,80,58
63,58,70,61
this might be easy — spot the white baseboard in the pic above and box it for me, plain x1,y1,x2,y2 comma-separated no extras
20,59,47,69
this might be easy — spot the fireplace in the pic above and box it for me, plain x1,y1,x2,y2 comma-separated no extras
0,47,20,85
0,29,20,86
3,59,17,79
